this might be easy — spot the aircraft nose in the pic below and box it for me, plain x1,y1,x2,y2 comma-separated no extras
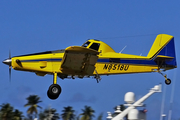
3,58,12,66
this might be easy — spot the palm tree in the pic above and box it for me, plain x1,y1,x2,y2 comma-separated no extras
61,106,75,120
12,109,23,120
38,111,46,120
24,95,42,120
0,103,24,120
39,107,60,120
79,106,95,120
0,103,14,120
97,113,103,120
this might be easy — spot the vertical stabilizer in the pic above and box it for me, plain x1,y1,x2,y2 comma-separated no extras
147,34,177,68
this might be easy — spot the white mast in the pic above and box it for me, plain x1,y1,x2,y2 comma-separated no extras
108,84,161,120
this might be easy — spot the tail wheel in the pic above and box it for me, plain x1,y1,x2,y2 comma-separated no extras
47,84,62,100
165,78,171,85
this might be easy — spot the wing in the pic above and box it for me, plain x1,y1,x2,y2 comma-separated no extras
60,46,99,76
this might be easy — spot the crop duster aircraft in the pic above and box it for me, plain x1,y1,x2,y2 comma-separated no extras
3,34,177,99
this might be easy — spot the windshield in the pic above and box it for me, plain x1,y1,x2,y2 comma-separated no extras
82,41,91,47
89,43,100,51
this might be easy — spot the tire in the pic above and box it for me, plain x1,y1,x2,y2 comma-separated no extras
165,78,171,85
47,84,62,100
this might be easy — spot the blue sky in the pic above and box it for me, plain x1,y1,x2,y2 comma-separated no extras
0,1,180,119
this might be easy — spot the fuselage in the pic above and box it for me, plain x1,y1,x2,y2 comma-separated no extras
11,50,159,76
9,41,163,78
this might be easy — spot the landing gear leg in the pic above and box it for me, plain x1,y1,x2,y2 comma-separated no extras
158,71,171,85
47,73,62,100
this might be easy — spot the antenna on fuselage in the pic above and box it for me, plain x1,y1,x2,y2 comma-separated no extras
119,45,127,53
139,50,145,56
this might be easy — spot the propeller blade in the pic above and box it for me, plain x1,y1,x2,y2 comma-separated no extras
9,66,11,82
9,50,11,82
9,50,11,59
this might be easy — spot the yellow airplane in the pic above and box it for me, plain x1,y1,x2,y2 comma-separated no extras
3,34,177,99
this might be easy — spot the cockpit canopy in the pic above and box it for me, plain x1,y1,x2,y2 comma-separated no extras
82,41,100,51
82,39,115,53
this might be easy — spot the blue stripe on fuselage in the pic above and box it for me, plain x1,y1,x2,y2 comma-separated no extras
21,58,156,65
97,59,157,65
21,59,62,62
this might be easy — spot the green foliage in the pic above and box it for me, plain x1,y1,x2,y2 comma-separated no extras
97,113,103,120
24,95,42,120
112,104,126,117
39,107,60,120
113,104,126,111
12,109,24,120
79,106,95,120
0,95,123,120
61,106,75,120
0,103,23,120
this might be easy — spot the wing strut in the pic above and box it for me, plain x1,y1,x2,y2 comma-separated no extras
94,69,101,83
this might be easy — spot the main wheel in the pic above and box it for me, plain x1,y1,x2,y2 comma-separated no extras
165,78,171,85
47,84,62,100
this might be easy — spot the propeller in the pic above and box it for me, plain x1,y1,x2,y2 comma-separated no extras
8,50,11,82
3,50,12,82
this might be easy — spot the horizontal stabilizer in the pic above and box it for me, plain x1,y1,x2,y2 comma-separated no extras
154,55,174,62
